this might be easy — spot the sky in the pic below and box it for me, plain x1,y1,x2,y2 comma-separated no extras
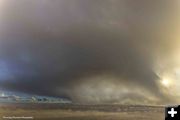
0,0,180,105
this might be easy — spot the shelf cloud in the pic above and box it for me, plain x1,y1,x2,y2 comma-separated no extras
0,0,179,104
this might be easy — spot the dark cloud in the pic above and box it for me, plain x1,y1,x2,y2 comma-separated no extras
0,0,179,104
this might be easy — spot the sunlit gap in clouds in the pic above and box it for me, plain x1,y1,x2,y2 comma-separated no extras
156,45,180,103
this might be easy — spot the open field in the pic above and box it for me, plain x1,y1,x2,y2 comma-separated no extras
0,103,165,120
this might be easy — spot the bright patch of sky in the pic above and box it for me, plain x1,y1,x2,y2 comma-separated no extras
0,60,12,81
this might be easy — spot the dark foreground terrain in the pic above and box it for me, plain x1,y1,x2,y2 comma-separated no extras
0,103,164,120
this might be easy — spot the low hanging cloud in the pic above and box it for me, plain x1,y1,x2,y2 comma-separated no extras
0,0,179,104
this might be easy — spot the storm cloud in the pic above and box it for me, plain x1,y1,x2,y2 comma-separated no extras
0,0,179,104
